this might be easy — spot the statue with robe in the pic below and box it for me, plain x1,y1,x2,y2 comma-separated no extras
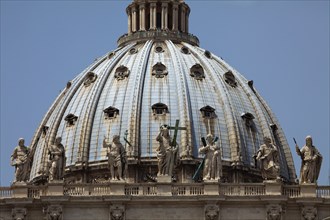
48,137,66,181
10,138,31,183
295,135,322,184
256,137,280,180
103,135,127,180
156,125,178,176
198,134,222,181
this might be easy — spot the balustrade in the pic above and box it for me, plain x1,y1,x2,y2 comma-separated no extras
1,183,330,199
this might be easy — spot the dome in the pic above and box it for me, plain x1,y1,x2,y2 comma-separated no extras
29,0,296,184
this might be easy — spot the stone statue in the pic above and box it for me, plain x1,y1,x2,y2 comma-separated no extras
48,137,65,181
156,125,178,176
10,138,31,183
103,135,127,180
198,134,222,181
295,136,322,184
256,137,280,180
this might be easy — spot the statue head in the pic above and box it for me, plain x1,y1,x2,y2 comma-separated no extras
160,125,170,138
18,138,25,147
305,135,313,147
112,135,120,143
55,137,62,144
264,137,271,144
206,134,214,144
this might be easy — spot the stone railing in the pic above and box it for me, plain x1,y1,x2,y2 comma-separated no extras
27,185,47,198
172,184,204,196
317,186,330,198
1,183,330,199
220,183,265,196
282,185,301,198
0,187,13,198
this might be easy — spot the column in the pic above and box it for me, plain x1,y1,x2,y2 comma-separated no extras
172,3,178,31
185,10,189,33
139,3,146,31
161,2,168,30
127,8,132,34
181,6,186,33
150,3,157,30
132,6,137,32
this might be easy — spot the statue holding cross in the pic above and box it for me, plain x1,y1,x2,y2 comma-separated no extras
156,120,186,177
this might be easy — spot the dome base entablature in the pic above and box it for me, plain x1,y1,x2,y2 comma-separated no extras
117,30,199,47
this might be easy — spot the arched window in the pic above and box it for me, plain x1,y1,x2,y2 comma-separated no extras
152,62,168,78
84,72,97,87
152,103,169,115
224,70,237,87
190,64,205,80
103,106,119,119
200,105,216,118
115,65,130,80
64,114,78,127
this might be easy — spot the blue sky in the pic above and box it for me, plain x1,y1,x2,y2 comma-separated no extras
0,0,329,185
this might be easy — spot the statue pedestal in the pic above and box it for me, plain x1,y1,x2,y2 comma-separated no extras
157,175,172,183
204,182,219,195
110,182,125,195
12,182,28,198
157,176,172,196
264,180,282,196
300,183,316,197
48,181,64,196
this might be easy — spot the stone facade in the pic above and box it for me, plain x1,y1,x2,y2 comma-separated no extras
1,183,330,220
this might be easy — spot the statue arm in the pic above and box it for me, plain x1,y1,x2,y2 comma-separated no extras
256,150,263,160
156,132,162,142
199,146,208,154
295,144,302,157
313,147,322,160
10,148,17,166
103,138,110,149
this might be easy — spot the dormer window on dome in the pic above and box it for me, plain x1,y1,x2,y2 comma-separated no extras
115,65,130,80
270,123,278,131
84,72,97,87
152,103,169,115
42,125,49,137
107,52,115,59
190,64,205,80
181,46,190,55
152,62,168,78
155,46,164,53
129,47,138,55
103,106,119,119
64,114,78,127
200,105,216,119
241,112,255,128
224,70,238,87
204,50,212,59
